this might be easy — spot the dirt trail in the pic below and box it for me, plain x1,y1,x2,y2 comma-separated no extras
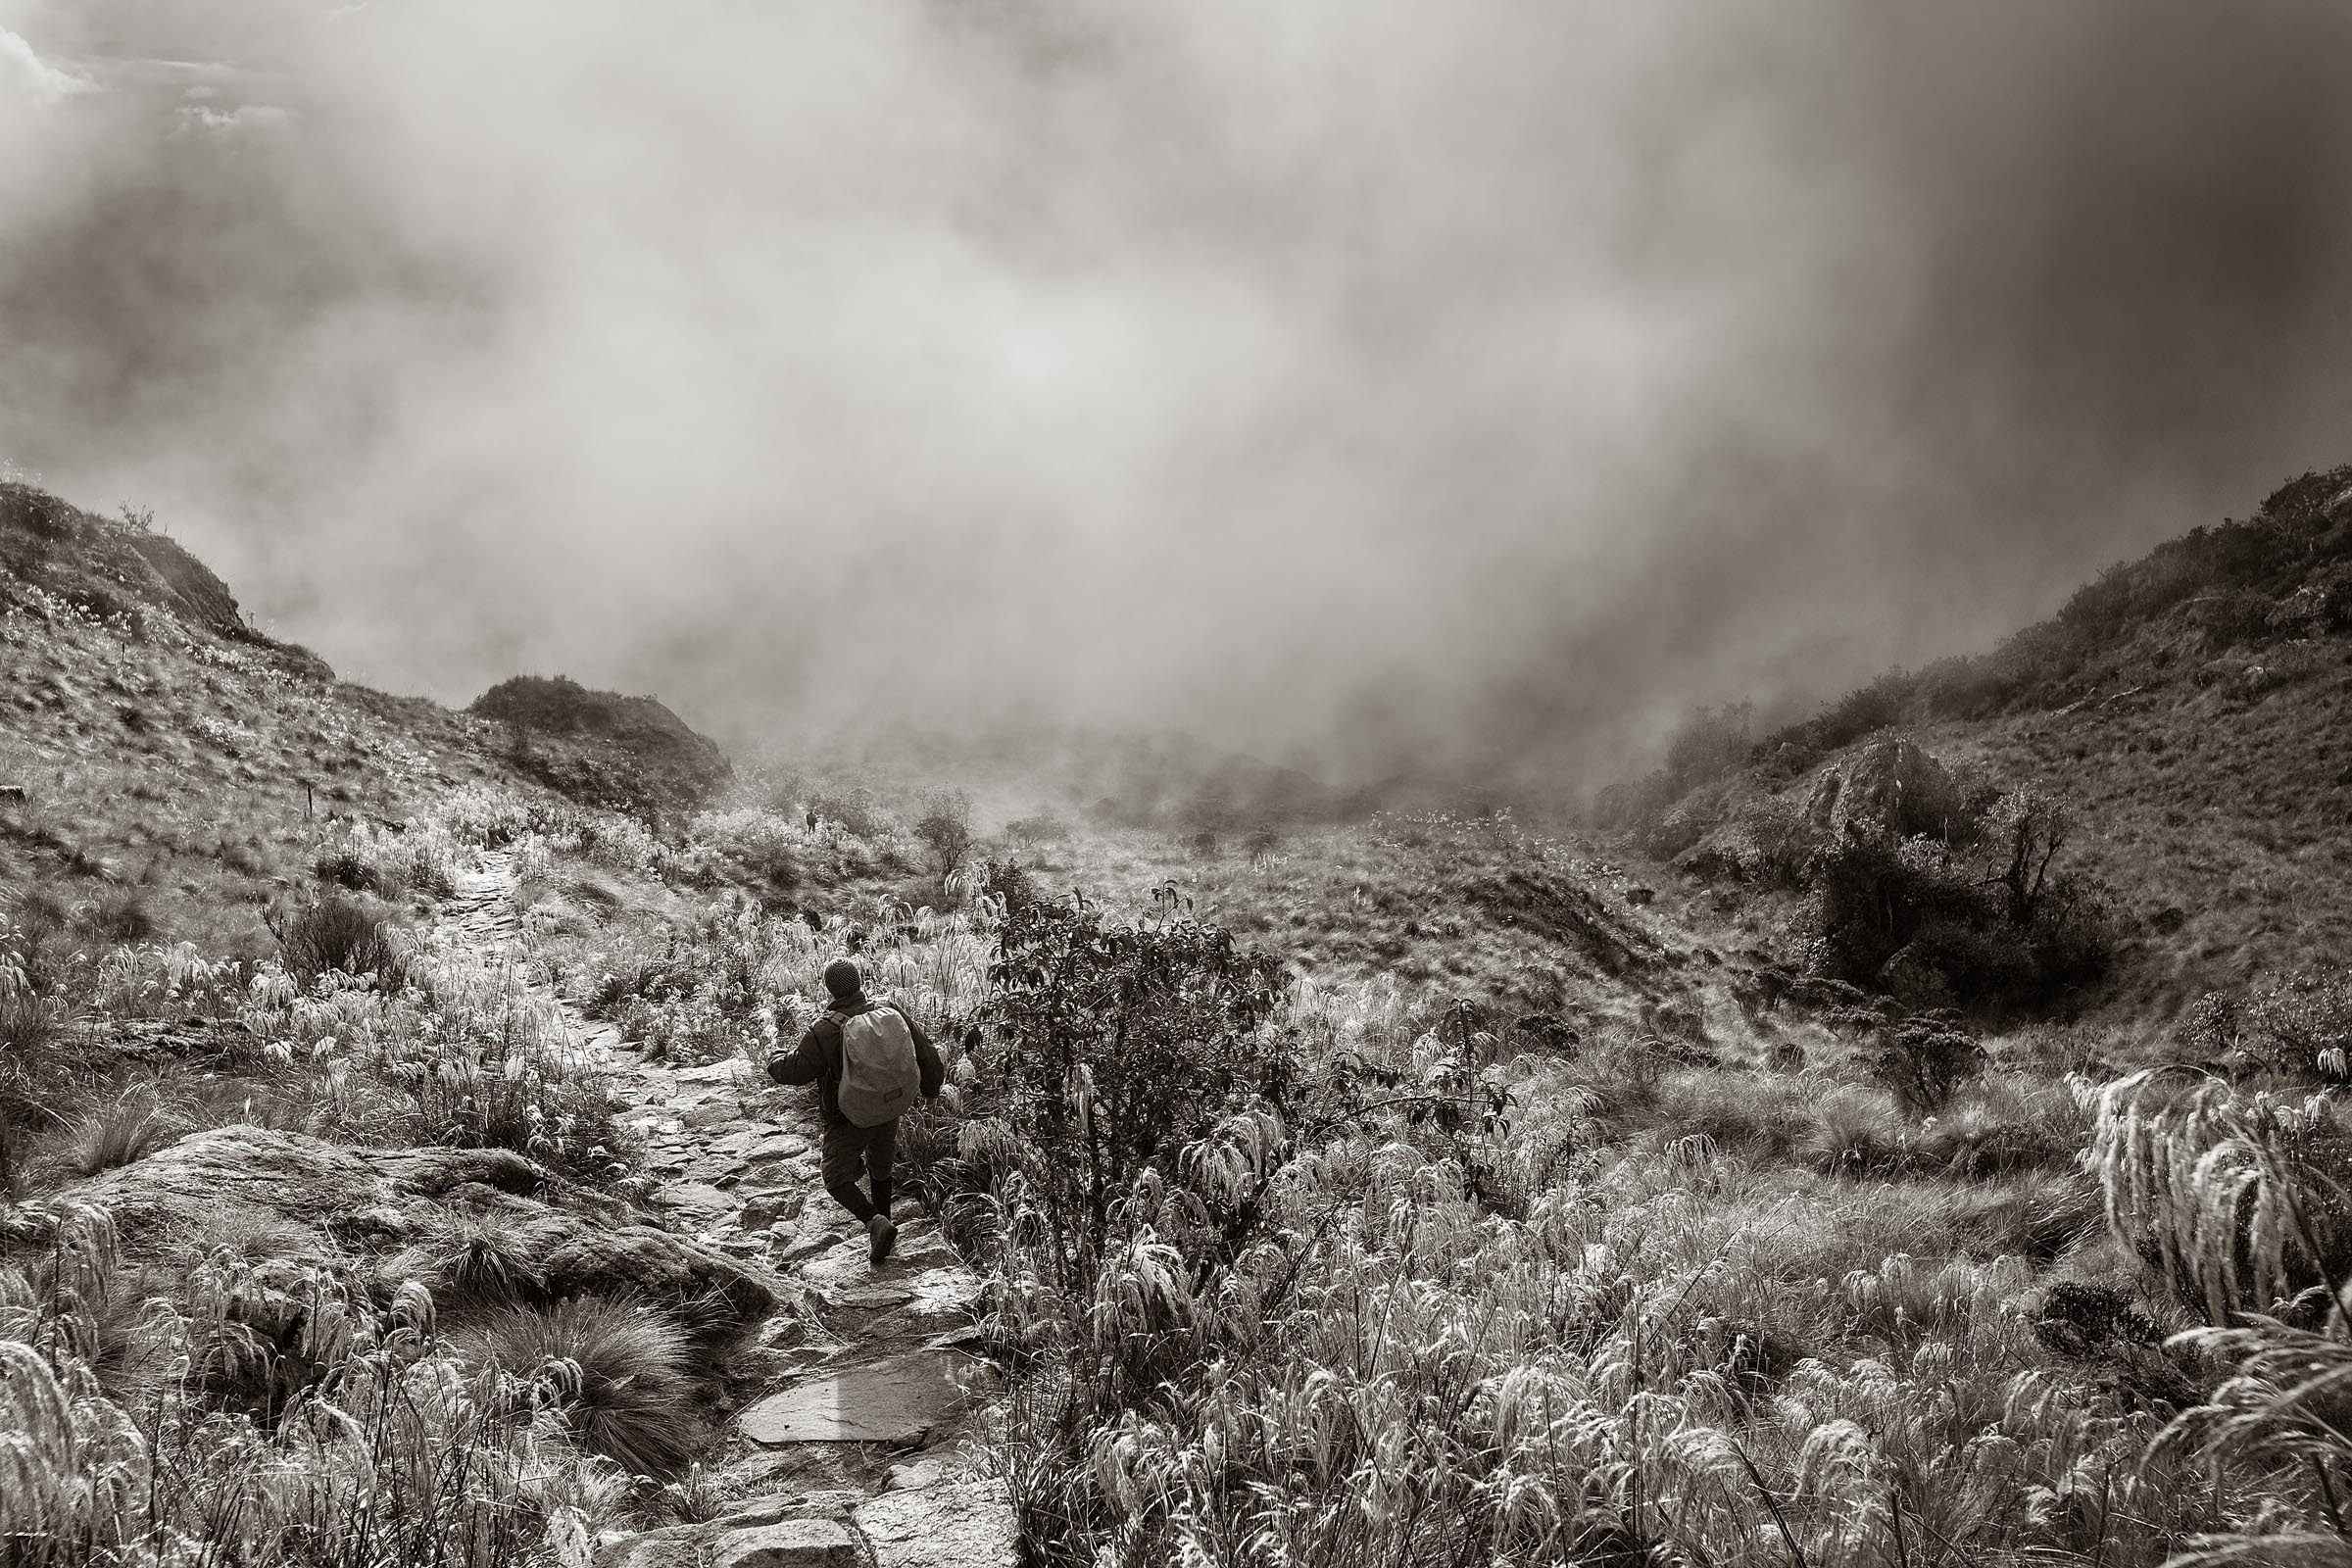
441,854,1014,1568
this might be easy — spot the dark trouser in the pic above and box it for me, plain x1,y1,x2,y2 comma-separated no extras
821,1117,897,1223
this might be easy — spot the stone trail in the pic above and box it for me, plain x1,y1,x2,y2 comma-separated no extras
440,855,1014,1568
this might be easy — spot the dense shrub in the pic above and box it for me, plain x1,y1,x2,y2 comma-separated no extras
913,787,976,881
2227,968,2352,1081
1865,1013,1985,1118
958,862,1290,1290
1803,789,2111,1011
271,893,402,989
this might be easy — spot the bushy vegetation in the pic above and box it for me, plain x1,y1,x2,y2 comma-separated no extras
1801,792,2113,1011
865,845,2352,1566
0,1207,629,1567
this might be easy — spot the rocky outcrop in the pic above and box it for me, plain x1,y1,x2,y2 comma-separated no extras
51,1125,775,1330
1802,737,1958,842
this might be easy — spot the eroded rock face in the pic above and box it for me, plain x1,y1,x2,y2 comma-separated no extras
53,1125,774,1329
1802,737,1958,842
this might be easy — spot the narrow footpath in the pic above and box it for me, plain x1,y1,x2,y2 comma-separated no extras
441,855,1015,1568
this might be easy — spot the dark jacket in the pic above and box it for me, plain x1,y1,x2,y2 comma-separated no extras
767,994,945,1128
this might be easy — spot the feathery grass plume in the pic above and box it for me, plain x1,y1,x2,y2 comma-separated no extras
2090,1068,2352,1324
2111,1069,2352,1566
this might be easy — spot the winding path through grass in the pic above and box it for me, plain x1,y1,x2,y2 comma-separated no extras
442,854,1014,1568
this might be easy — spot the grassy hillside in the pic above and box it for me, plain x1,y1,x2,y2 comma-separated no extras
473,673,732,821
1613,465,2352,1029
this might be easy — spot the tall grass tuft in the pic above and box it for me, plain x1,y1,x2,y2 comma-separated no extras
464,1296,697,1478
50,1087,180,1179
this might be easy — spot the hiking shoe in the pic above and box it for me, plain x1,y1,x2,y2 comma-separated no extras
868,1215,899,1268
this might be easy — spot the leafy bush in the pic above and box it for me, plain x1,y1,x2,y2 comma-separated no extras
1004,811,1067,848
1803,790,2111,1010
2230,968,2352,1081
956,862,1289,1291
1865,1013,1984,1118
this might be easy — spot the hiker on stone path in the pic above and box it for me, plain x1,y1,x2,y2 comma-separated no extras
767,956,944,1267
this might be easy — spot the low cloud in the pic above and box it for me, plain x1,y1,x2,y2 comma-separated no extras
3,1,2349,787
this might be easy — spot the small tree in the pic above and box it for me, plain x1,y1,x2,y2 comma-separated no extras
1004,810,1065,849
1982,785,2073,927
913,788,975,882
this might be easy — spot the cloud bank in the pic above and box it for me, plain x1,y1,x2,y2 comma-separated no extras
4,0,2350,784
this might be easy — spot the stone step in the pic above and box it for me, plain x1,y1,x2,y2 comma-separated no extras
737,1348,988,1447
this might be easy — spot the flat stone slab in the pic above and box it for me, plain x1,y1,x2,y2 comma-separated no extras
600,1518,859,1568
855,1481,1017,1568
650,1181,735,1216
738,1349,979,1447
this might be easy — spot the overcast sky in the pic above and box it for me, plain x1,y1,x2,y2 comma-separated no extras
4,1,2349,782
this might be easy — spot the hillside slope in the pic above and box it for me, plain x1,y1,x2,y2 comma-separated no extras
1618,465,2352,1019
0,482,729,955
473,673,732,820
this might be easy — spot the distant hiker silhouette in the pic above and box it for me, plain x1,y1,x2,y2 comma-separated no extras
767,956,943,1266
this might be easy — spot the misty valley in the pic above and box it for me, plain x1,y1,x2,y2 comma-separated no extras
10,4,2352,1567
7,468,2352,1567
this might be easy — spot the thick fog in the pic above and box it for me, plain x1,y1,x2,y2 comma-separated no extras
5,1,2351,785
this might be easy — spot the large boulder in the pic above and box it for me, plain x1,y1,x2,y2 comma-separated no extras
1802,737,1959,842
46,1125,774,1329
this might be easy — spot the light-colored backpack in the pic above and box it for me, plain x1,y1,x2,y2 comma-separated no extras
831,1004,921,1127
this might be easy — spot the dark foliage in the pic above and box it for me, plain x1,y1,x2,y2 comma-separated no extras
1803,821,2110,1012
1865,1013,1984,1118
913,787,976,880
965,861,1290,1290
272,893,402,989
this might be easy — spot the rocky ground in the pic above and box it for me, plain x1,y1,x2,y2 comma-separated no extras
435,858,1014,1567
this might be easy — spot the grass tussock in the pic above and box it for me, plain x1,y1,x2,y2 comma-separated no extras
462,1296,698,1478
0,1208,630,1567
